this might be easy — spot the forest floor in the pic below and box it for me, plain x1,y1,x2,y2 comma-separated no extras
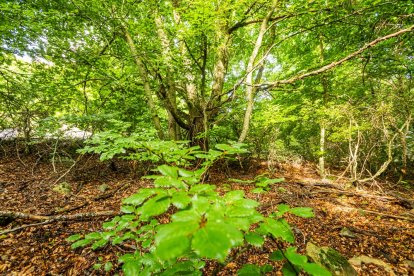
0,149,413,275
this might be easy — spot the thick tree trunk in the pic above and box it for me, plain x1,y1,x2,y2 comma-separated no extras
154,14,180,140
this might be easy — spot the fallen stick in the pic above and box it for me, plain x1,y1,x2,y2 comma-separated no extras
46,181,131,216
335,206,414,222
311,189,414,208
0,210,120,235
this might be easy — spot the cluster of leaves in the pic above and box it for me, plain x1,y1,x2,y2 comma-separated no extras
78,128,199,166
67,143,330,275
230,175,285,193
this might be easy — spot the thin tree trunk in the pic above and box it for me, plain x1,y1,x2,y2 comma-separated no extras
359,115,411,182
238,0,278,143
318,34,328,179
123,29,164,139
319,125,326,178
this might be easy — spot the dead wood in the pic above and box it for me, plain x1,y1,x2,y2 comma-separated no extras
0,210,120,235
312,188,414,208
336,207,414,222
46,181,131,216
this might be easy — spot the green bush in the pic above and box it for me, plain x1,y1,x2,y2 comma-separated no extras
68,142,329,275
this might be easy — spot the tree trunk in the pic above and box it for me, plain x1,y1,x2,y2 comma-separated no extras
123,29,164,140
319,125,326,179
318,34,328,179
154,14,180,140
239,0,278,143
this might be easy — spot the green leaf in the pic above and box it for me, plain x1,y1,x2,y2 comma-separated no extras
215,144,234,152
154,235,190,260
227,205,256,217
261,264,273,273
171,191,191,209
274,204,290,217
252,187,265,194
154,177,187,189
189,184,216,194
157,165,178,178
224,190,245,202
191,195,210,214
71,238,92,249
245,232,264,247
289,207,314,218
101,231,116,240
259,218,295,243
172,209,202,223
66,234,82,242
269,250,285,261
192,222,243,261
139,194,171,220
233,198,259,209
155,221,199,244
161,261,202,276
284,247,307,266
142,238,152,248
102,221,116,230
91,239,108,250
104,262,113,272
123,260,141,276
229,178,255,184
302,263,332,276
154,221,199,260
225,217,252,231
178,168,195,177
237,264,262,276
278,204,290,213
282,262,297,276
85,232,102,240
122,189,157,206
256,177,284,188
121,205,136,214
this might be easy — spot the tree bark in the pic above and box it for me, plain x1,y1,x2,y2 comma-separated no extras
123,29,164,140
318,35,328,179
238,0,278,143
154,14,180,140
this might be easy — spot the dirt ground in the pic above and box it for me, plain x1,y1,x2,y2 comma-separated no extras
0,147,413,275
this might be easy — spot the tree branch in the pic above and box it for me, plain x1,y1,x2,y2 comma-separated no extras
259,24,414,90
0,210,120,235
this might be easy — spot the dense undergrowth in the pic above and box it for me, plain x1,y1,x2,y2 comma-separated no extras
65,137,330,275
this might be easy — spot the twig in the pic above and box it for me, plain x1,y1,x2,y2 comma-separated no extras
52,154,82,185
47,181,131,215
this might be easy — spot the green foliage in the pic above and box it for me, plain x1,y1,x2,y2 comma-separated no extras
230,175,285,194
80,130,201,165
237,264,273,275
280,247,332,276
68,143,324,275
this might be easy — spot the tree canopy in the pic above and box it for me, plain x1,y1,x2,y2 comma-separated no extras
1,0,413,178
